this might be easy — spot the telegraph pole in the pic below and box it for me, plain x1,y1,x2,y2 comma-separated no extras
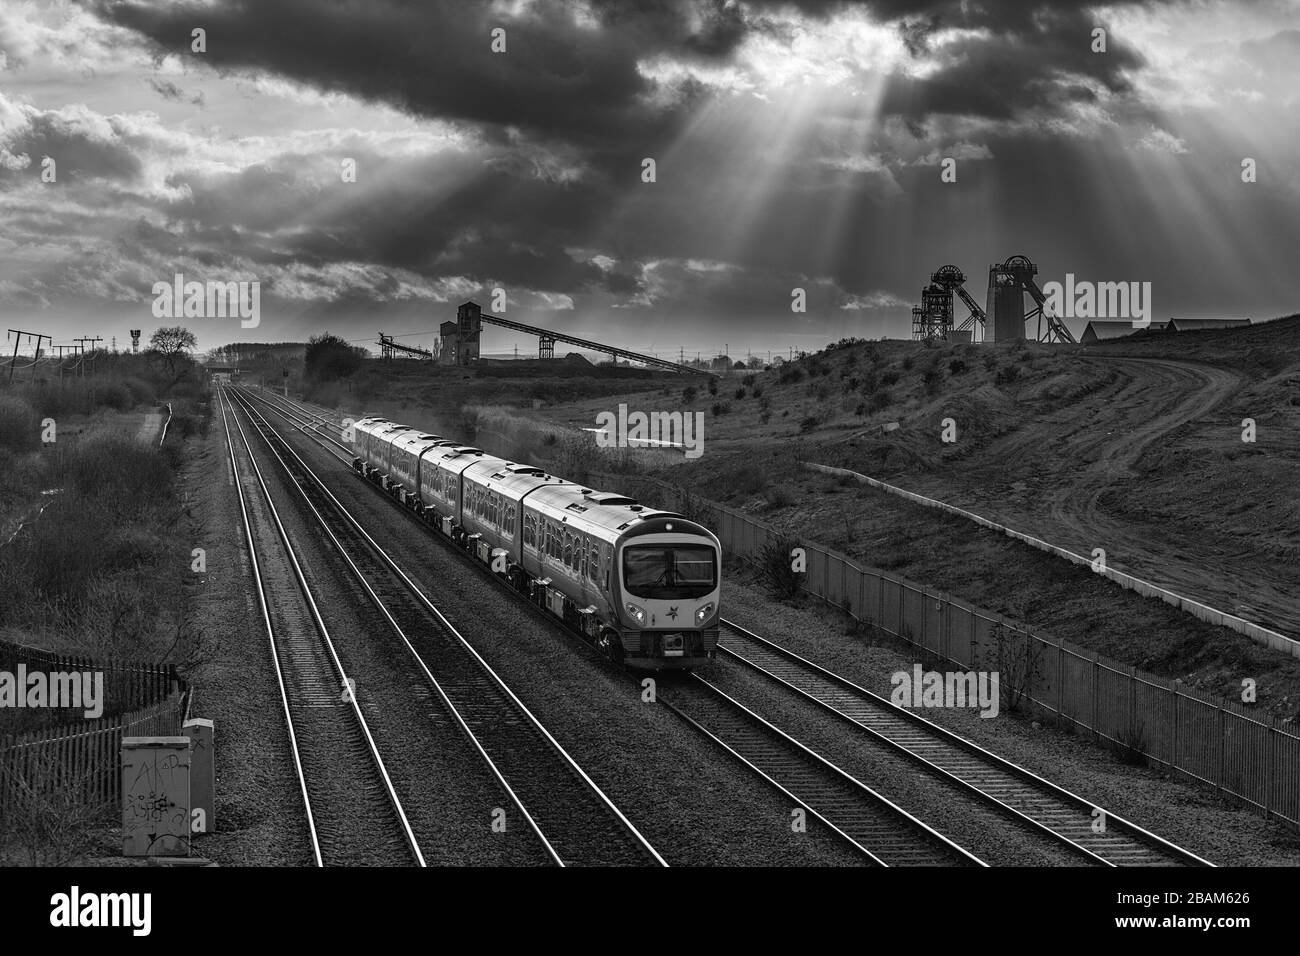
6,329,50,383
54,345,76,381
74,336,104,377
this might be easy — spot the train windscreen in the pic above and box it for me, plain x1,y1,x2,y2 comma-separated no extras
622,544,716,600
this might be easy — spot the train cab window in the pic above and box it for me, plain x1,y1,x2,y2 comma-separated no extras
622,544,717,600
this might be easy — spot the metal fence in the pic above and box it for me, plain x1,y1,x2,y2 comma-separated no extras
0,637,181,732
0,638,188,817
0,691,189,816
598,471,1300,830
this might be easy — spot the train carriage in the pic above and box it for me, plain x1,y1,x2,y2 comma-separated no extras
423,447,496,536
386,432,455,508
458,461,571,574
516,485,719,668
350,415,720,670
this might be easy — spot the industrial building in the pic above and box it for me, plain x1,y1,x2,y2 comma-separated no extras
1080,320,1169,344
439,301,483,366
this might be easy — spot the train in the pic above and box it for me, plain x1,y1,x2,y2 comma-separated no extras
349,417,721,669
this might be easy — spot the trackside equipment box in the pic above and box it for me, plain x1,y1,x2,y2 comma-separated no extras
121,737,191,857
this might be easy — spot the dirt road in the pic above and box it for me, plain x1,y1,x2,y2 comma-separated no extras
913,356,1298,638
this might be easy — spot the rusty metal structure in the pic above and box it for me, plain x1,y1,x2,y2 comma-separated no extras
434,300,709,373
379,333,433,361
910,265,986,343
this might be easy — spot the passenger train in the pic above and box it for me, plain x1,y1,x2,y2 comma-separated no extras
350,417,721,669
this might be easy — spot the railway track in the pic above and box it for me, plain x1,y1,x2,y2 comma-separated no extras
226,387,665,867
660,676,984,865
717,619,1214,867
218,389,425,867
241,387,1209,867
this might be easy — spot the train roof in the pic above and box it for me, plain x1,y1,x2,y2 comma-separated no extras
462,459,572,498
390,431,451,452
429,445,503,476
522,483,715,542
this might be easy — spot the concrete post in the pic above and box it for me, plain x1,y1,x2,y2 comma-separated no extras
183,718,215,835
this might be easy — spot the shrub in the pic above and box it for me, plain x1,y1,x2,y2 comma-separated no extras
799,414,820,432
92,381,133,411
711,402,731,416
707,378,718,396
880,369,900,386
948,358,967,375
902,355,914,371
869,389,893,412
734,387,746,400
0,394,40,452
730,464,768,496
995,364,1020,386
765,485,792,510
758,536,805,600
682,385,698,403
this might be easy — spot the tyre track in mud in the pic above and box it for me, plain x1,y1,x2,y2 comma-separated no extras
922,355,1297,638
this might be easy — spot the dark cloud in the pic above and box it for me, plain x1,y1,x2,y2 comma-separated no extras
93,0,685,149
0,108,142,185
878,2,1152,121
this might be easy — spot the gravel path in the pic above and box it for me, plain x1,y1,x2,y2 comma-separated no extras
181,421,311,865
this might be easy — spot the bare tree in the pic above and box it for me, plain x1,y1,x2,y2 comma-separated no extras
148,326,198,390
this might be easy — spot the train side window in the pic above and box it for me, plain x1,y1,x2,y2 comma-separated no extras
587,540,599,582
562,531,574,570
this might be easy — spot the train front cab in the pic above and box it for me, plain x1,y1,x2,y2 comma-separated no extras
612,519,720,670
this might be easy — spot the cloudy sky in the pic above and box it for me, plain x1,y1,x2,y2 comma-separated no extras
2,0,1299,359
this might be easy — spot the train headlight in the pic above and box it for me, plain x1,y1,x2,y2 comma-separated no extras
695,603,715,624
625,603,646,625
